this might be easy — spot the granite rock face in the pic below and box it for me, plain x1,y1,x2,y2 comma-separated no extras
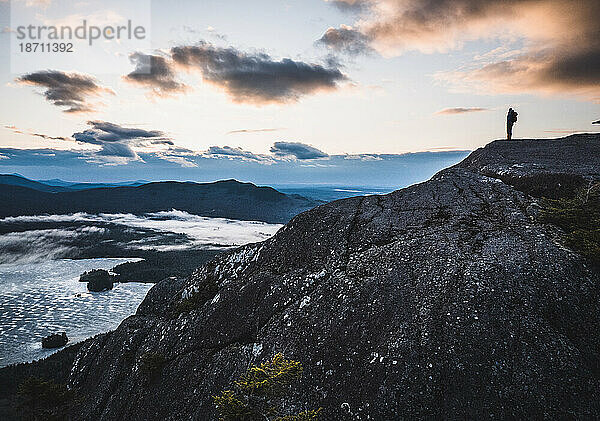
46,136,600,419
457,135,600,198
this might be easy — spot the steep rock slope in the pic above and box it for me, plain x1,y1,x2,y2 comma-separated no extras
13,136,600,419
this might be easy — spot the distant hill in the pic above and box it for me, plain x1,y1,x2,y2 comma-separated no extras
0,177,322,223
0,174,72,193
38,179,148,190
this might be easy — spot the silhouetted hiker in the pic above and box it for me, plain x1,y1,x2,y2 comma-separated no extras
507,108,518,140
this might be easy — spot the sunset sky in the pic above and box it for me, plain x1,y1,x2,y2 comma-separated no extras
0,0,598,182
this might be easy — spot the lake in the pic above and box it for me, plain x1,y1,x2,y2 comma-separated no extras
0,258,152,367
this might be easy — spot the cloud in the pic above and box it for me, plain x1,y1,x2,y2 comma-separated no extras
435,107,489,115
205,142,330,162
16,70,114,113
154,147,199,167
344,154,383,161
156,155,197,168
270,142,329,160
72,120,173,163
123,53,188,97
328,0,600,100
317,24,374,56
226,128,284,135
206,145,272,163
438,44,600,101
170,42,348,104
325,0,369,12
329,0,597,54
80,121,165,141
4,125,71,141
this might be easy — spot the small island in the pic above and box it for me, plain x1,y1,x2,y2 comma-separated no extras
79,269,115,292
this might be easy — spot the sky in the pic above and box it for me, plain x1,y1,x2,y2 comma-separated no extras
0,0,598,183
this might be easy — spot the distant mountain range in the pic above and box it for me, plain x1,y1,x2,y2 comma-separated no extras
0,174,322,223
0,175,73,193
38,178,149,190
1,174,149,192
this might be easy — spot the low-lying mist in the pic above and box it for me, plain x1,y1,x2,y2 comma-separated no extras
0,210,282,264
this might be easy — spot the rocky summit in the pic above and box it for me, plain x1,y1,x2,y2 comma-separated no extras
3,135,600,420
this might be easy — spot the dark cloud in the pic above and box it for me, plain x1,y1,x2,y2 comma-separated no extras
436,107,489,115
170,42,347,104
151,139,175,145
330,0,574,53
326,0,369,12
16,70,114,113
72,121,171,162
456,44,600,100
206,142,329,162
83,121,164,141
123,53,187,97
317,25,374,56
330,0,600,100
270,142,328,160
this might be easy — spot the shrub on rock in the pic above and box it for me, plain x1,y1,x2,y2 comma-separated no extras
41,332,68,349
213,353,321,420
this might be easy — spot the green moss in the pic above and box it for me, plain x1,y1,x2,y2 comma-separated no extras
540,181,600,264
17,376,75,420
213,354,321,421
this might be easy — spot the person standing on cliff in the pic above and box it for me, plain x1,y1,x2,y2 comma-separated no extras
507,108,518,140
